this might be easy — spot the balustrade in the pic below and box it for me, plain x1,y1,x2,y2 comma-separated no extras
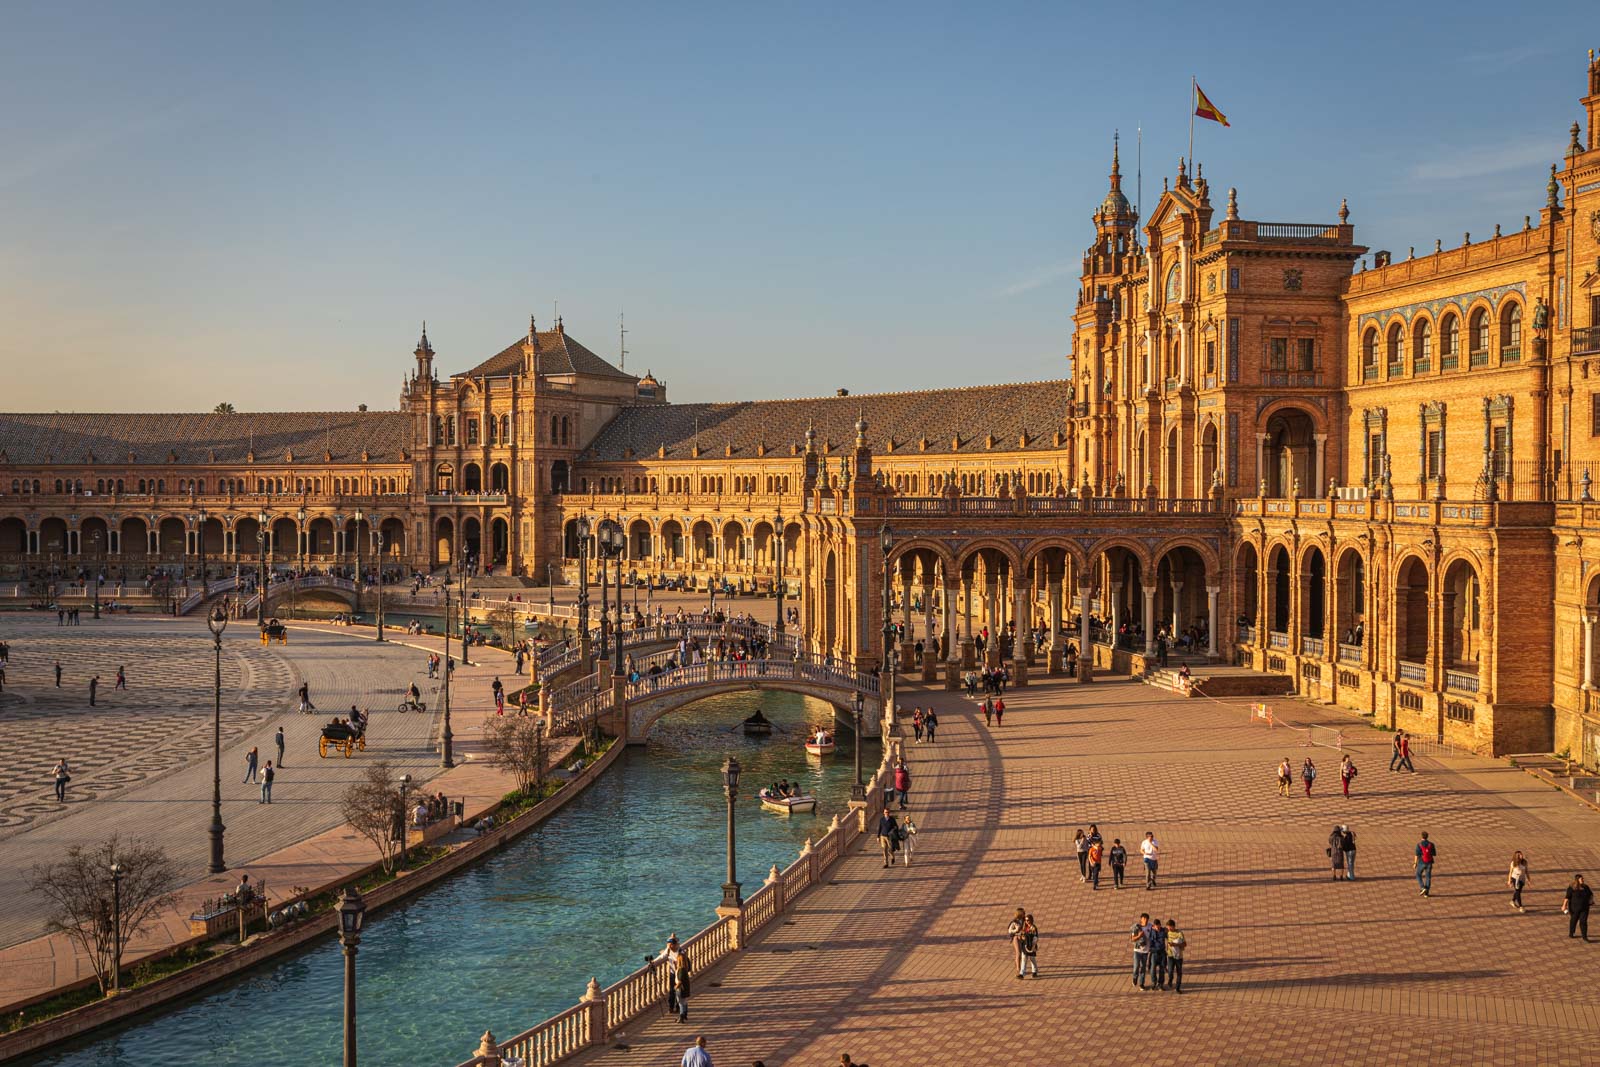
1397,660,1426,683
1268,631,1289,649
1444,668,1479,694
1338,643,1361,665
1301,636,1324,658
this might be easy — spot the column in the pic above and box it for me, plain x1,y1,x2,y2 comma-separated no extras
942,581,957,660
1584,613,1595,690
1143,586,1157,656
1169,580,1183,636
1109,581,1123,641
1256,434,1268,493
1178,321,1190,386
1048,578,1064,673
1077,582,1094,682
1206,585,1219,657
1313,433,1327,497
922,578,936,651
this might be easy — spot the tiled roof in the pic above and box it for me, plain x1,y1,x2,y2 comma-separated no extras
584,381,1072,462
0,411,413,466
456,328,633,381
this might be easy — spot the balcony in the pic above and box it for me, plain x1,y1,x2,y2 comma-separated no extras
1264,370,1324,388
1362,365,1378,381
1445,668,1479,694
1302,637,1325,658
1413,359,1430,374
1397,660,1426,683
1386,362,1404,378
1268,631,1289,649
1469,348,1489,368
1237,624,1256,644
1576,325,1600,356
1338,643,1361,665
1440,354,1459,370
1501,345,1520,364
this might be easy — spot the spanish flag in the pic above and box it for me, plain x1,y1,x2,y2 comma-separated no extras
1194,82,1229,127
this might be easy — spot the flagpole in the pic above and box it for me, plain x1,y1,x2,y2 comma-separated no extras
1187,76,1195,177
1136,125,1142,226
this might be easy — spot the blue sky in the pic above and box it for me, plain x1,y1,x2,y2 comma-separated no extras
1,1,1593,411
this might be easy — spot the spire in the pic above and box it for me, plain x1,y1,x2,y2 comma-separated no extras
1226,187,1238,221
1098,130,1132,221
528,315,536,344
414,321,433,356
1338,198,1349,225
1548,163,1562,213
1111,130,1120,181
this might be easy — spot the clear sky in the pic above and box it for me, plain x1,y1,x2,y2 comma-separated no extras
1,1,1594,412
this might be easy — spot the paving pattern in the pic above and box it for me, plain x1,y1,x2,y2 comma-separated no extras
0,614,463,951
568,676,1600,1067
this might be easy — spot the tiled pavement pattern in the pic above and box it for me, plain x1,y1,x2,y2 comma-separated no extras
0,616,474,952
570,677,1600,1067
0,619,533,1004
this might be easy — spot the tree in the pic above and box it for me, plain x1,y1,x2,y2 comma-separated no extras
29,836,181,994
212,402,236,414
483,713,549,797
487,601,520,649
343,760,405,873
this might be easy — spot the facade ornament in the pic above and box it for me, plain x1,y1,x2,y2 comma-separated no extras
1338,198,1349,224
1225,187,1238,221
1547,163,1561,214
1583,467,1594,502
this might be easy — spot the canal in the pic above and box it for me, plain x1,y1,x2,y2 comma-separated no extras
26,691,878,1067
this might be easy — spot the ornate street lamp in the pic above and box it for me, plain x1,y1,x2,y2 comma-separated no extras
109,862,124,993
256,510,269,629
440,578,455,769
774,511,786,635
197,508,209,588
208,607,228,873
337,886,366,1067
397,773,413,865
597,521,625,676
353,507,364,622
851,690,865,801
372,529,385,642
455,549,471,668
720,756,742,908
575,516,591,663
880,523,896,715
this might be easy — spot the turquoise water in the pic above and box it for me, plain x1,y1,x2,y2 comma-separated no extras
24,692,876,1067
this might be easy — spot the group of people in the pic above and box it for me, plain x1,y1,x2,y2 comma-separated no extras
909,707,939,742
1277,754,1360,797
961,665,1011,698
1071,826,1160,891
874,809,916,867
765,778,803,799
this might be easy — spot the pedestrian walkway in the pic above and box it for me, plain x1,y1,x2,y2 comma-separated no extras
563,677,1600,1066
0,619,534,1008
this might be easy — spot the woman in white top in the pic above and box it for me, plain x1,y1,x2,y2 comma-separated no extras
1507,851,1530,913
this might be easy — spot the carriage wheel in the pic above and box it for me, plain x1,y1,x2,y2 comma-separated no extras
357,735,366,751
343,739,355,758
318,736,330,758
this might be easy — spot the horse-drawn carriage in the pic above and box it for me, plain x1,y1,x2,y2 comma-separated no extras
318,719,366,759
260,620,288,645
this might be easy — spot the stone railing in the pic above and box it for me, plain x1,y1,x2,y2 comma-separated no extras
1445,668,1479,694
884,495,1219,518
1237,624,1255,644
1268,631,1289,649
1301,636,1324,658
1397,660,1426,683
537,618,789,674
622,654,876,704
1338,643,1362,665
458,761,892,1067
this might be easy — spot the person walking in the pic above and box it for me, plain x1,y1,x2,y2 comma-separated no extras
1019,913,1040,978
115,665,126,690
674,950,692,1022
1277,757,1292,798
492,676,505,714
1007,908,1034,979
1340,755,1358,797
1074,828,1089,882
298,683,313,714
924,709,938,742
1389,731,1405,772
877,811,900,868
1398,731,1416,773
88,675,98,707
1164,919,1186,992
52,759,70,802
259,760,275,804
1141,832,1160,890
900,817,917,866
1146,915,1168,989
893,762,911,810
1341,825,1358,879
654,934,683,1016
1130,913,1152,989
1301,757,1318,797
981,699,992,727
1110,838,1128,890
1565,873,1593,940
993,697,1005,727
274,727,286,767
912,709,924,742
243,746,259,784
54,661,62,687
679,1035,712,1067
1507,851,1529,913
1328,825,1347,881
1415,831,1437,897
1087,837,1104,890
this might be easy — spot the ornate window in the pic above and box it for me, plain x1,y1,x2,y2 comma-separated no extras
1469,308,1489,366
1412,319,1432,374
1386,323,1404,376
1500,302,1522,361
1361,328,1378,380
1440,313,1460,369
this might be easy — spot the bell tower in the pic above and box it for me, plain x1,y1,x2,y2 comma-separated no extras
1585,48,1600,151
414,323,434,381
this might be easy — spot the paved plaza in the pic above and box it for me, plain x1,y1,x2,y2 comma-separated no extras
573,676,1600,1066
0,614,491,954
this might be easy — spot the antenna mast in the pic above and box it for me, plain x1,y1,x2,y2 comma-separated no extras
619,312,629,371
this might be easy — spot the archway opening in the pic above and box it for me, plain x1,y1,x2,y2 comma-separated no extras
1263,408,1317,496
1395,557,1430,665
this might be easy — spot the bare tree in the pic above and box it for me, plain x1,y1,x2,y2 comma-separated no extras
483,713,549,797
29,836,181,994
486,601,519,649
343,760,404,873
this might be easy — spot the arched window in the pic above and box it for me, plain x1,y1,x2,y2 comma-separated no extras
1412,319,1432,373
1500,302,1522,359
1440,313,1460,368
1386,323,1403,373
1361,328,1378,378
116,479,124,493
561,416,570,445
550,415,559,443
1469,308,1489,364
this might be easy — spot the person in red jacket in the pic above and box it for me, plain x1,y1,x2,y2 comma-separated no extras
893,762,911,809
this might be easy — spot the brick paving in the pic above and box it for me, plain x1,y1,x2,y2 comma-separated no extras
0,616,533,1005
569,676,1600,1067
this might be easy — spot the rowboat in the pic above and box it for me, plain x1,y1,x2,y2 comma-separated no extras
803,731,835,756
759,789,818,814
741,710,774,737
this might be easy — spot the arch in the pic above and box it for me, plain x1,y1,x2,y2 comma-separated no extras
822,549,839,650
892,537,961,580
435,516,455,565
628,518,653,560
1235,542,1259,635
490,516,509,565
1499,299,1522,358
1199,421,1220,491
953,538,1024,576
1386,320,1404,372
1439,310,1461,364
563,519,584,559
157,517,186,561
463,463,483,493
462,517,481,565
1149,535,1221,578
307,516,336,556
550,460,570,494
1164,425,1180,499
38,517,68,556
1262,406,1317,496
691,520,716,565
1412,316,1433,373
1467,305,1490,362
1441,556,1481,675
751,520,774,569
1266,543,1291,636
271,516,299,560
197,515,224,557
1334,546,1367,646
379,516,406,557
235,516,263,559
721,520,746,563
1394,554,1431,664
80,516,110,559
1300,544,1327,640
660,520,684,565
434,463,454,493
0,516,25,555
489,462,509,493
1361,326,1378,372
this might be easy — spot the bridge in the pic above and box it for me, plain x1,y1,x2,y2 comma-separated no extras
537,619,799,678
544,653,886,743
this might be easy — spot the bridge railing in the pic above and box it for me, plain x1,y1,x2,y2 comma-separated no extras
537,618,794,675
621,653,876,703
458,757,892,1067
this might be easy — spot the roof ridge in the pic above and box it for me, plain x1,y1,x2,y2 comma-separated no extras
634,378,1071,408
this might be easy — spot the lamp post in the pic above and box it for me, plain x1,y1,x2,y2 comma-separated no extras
91,530,102,619
440,583,455,769
372,530,386,642
880,524,896,716
256,511,269,629
197,508,208,591
851,690,865,801
208,607,228,873
598,521,625,677
353,507,364,622
337,886,366,1067
598,523,610,662
773,512,786,635
109,862,124,993
575,517,591,665
546,562,555,618
456,550,471,668
397,773,413,866
720,756,742,907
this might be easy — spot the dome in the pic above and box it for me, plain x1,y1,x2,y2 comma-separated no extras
1100,188,1131,216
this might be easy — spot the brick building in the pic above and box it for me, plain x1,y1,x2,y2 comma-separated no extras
5,56,1600,764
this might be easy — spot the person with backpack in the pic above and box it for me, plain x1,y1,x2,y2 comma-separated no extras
1109,838,1128,889
1301,757,1318,797
1340,755,1358,797
1415,832,1437,896
924,708,938,742
1341,825,1358,879
1328,824,1348,881
1087,837,1104,889
981,698,992,727
674,949,692,1022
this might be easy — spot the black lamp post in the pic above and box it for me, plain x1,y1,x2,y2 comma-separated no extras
456,550,471,668
440,583,455,769
109,862,124,993
91,530,102,619
197,508,208,590
851,690,865,801
773,511,785,635
575,516,591,662
720,755,742,907
256,510,269,629
598,521,625,676
598,523,611,662
337,886,366,1067
208,607,228,873
397,773,413,865
880,524,896,712
372,529,385,642
353,507,364,622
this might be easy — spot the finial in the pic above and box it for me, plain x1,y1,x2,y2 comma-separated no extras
1583,467,1593,502
1407,246,1415,259
1463,231,1470,246
1111,129,1120,175
1226,187,1238,221
528,314,536,343
1434,238,1442,253
1176,156,1187,186
1338,197,1349,224
1572,121,1583,153
1547,163,1560,210
1494,222,1501,237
